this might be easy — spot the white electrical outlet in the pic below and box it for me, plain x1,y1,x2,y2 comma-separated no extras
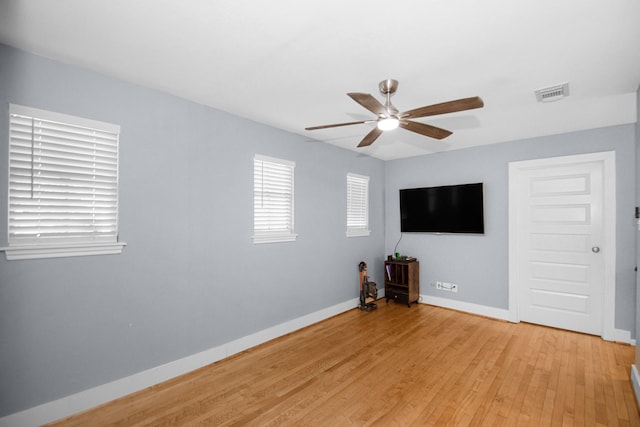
451,283,458,293
442,282,451,291
436,281,443,290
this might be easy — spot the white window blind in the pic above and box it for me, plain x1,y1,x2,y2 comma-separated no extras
347,173,370,237
3,105,125,260
253,154,296,244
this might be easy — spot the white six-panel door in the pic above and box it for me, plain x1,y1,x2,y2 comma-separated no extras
509,152,616,338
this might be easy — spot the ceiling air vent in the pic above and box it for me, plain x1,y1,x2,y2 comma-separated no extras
535,82,569,102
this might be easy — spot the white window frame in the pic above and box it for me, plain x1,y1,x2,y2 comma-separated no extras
253,154,297,244
2,104,126,260
346,172,370,237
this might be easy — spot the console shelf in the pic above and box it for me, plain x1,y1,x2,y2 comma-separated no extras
384,259,419,307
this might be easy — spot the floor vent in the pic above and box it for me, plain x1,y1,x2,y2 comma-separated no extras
535,82,569,102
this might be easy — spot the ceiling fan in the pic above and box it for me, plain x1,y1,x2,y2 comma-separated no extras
305,79,484,148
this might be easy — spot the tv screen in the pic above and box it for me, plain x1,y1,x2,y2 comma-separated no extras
399,183,484,234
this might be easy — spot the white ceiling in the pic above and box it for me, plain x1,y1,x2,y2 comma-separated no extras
1,0,639,160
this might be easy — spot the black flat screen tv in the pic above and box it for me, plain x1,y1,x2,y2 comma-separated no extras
399,183,484,234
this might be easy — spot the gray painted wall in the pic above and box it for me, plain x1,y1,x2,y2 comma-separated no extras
0,45,386,416
636,85,640,369
385,125,637,332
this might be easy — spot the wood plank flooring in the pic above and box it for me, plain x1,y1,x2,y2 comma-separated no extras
49,302,639,426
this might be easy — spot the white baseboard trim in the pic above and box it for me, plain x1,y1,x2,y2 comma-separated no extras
420,295,634,345
632,365,640,409
612,328,634,345
420,294,511,321
0,298,359,427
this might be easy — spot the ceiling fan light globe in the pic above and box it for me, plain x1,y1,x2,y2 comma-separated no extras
377,117,399,131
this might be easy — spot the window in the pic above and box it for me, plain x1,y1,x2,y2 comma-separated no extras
346,173,370,237
253,154,296,244
2,105,125,260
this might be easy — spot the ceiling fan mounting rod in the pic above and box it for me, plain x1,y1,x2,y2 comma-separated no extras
379,79,399,116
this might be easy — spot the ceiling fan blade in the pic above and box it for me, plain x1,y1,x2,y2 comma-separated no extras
305,120,372,131
357,126,384,147
400,120,452,140
347,93,387,116
401,96,484,119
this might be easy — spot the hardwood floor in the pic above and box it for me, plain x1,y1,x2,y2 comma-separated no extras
49,302,639,426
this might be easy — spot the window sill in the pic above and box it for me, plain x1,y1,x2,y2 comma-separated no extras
346,229,371,237
252,233,298,244
1,242,127,261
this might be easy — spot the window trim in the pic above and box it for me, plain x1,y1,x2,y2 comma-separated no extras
2,242,127,261
346,172,371,237
253,154,297,244
1,104,125,260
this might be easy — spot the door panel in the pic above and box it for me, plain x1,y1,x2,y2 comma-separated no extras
529,290,588,313
530,233,589,253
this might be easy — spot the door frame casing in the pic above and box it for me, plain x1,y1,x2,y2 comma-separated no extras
508,151,616,340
